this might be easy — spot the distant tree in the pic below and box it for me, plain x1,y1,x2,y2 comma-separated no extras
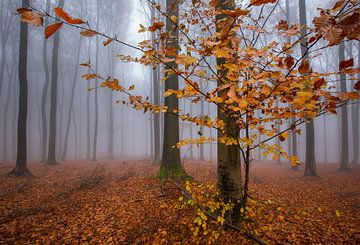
62,37,82,161
338,42,350,171
351,43,360,165
9,0,32,176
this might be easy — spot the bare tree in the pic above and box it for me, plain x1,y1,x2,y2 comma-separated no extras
9,0,32,176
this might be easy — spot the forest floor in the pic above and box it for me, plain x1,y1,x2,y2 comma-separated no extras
0,160,359,244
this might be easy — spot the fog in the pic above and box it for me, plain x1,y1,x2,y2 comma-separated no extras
0,0,358,165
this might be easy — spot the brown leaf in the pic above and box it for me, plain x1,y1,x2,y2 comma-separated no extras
354,81,360,91
45,22,63,39
19,10,43,27
314,78,325,90
148,22,165,32
332,0,345,10
80,30,98,37
82,74,98,80
54,7,85,25
339,58,354,71
251,0,277,6
298,60,310,75
285,56,295,69
103,38,114,46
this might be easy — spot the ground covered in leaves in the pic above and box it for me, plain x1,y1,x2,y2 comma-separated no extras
0,160,359,244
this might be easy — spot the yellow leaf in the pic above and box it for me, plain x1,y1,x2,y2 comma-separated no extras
170,15,177,23
335,210,341,217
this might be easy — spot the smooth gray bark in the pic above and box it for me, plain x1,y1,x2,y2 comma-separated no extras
338,42,350,171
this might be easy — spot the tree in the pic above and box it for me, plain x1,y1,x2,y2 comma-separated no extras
150,0,162,164
9,0,32,176
157,0,187,179
40,0,50,162
216,0,242,225
299,0,318,177
351,43,360,165
338,41,350,171
47,0,65,165
92,2,100,162
61,37,82,161
19,0,360,227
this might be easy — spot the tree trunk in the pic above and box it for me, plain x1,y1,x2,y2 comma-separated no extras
339,41,350,171
86,40,91,160
299,0,318,177
61,37,82,161
40,0,50,163
151,2,162,165
351,43,360,165
92,6,100,162
47,0,65,165
216,0,242,225
9,0,32,176
157,0,186,180
199,97,205,161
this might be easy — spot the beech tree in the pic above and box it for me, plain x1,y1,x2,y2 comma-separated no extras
10,0,33,176
17,0,360,229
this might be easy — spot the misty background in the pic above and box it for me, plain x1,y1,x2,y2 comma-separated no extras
0,0,358,165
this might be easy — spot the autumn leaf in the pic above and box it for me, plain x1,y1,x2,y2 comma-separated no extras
17,9,43,27
314,78,325,90
103,38,114,46
332,0,345,10
298,60,310,75
148,22,165,32
82,74,98,80
80,30,98,37
354,81,360,91
339,58,354,71
54,7,85,25
45,22,63,39
285,56,295,69
250,0,277,6
79,61,91,67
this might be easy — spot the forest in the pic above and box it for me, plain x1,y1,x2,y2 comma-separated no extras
0,0,360,243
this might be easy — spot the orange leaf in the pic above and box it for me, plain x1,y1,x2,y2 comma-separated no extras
82,74,98,80
80,30,98,37
19,10,43,27
332,0,345,10
45,22,63,39
298,60,310,75
251,0,276,6
54,7,85,25
103,38,114,46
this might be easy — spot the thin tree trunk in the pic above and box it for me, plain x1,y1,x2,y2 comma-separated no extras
47,0,65,165
92,6,100,161
351,43,360,165
2,61,15,162
338,42,350,171
199,97,205,161
61,37,82,161
9,0,32,176
86,39,91,160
